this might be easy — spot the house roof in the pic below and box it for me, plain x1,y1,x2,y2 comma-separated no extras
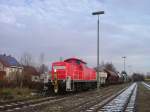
23,66,39,76
0,54,21,67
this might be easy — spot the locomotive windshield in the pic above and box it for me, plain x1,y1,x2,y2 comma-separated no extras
53,65,66,70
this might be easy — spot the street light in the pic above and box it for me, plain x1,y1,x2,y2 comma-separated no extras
92,11,104,90
92,11,104,15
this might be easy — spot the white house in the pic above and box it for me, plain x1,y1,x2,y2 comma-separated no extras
0,54,23,80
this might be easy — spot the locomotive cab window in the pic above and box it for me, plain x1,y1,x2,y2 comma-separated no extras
76,60,81,65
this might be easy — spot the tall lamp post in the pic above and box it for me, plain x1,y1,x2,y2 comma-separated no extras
92,11,104,90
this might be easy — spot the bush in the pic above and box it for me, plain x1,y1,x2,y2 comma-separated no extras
132,73,145,81
14,88,31,96
0,87,37,101
0,89,14,100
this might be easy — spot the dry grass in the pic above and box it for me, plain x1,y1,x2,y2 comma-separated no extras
0,87,40,101
137,82,150,112
145,80,150,85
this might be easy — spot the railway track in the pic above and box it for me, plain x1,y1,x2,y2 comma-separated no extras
0,96,45,105
0,95,67,112
0,84,130,112
62,84,130,112
84,83,137,112
0,88,110,112
142,82,150,90
65,89,114,112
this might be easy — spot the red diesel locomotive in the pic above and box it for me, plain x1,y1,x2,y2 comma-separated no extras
51,58,97,93
50,57,123,93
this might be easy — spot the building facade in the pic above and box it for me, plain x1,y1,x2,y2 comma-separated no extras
0,54,23,80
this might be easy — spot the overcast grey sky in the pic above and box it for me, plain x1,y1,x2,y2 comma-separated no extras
0,0,150,73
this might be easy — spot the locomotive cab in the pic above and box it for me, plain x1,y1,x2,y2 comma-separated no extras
51,62,67,93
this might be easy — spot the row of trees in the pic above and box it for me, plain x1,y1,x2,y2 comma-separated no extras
131,73,145,81
95,62,146,82
146,73,150,79
95,62,117,73
20,52,48,72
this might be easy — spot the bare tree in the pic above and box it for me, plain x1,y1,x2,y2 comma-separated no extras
38,53,48,73
132,73,144,81
39,53,44,65
104,63,117,72
20,52,33,66
20,52,33,88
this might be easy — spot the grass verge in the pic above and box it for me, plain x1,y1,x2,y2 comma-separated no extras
137,82,150,112
0,87,41,102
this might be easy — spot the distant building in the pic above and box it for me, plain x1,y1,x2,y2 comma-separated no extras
40,72,50,83
0,54,23,80
121,71,128,82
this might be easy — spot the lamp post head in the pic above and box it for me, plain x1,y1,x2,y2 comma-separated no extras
122,56,126,59
92,11,104,15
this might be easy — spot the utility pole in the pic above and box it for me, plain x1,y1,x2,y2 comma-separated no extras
122,56,126,72
92,11,104,90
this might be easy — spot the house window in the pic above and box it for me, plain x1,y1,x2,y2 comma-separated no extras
11,68,13,72
32,76,39,82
